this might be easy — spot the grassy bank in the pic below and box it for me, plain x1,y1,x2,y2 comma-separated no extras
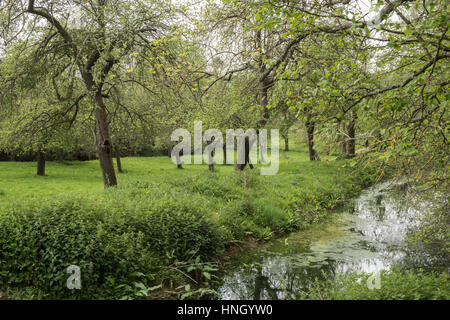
0,149,378,299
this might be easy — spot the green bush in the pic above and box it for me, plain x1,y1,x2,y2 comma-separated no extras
297,268,450,300
0,194,225,299
218,198,259,240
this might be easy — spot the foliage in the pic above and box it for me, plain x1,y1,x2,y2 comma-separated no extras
0,0,448,301
0,149,377,299
0,192,224,299
296,268,450,300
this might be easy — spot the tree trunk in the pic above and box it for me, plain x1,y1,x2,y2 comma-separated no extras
36,150,45,176
347,112,356,158
208,153,214,172
115,150,123,173
235,136,254,171
93,93,117,188
167,144,172,158
258,80,270,163
172,143,183,169
306,120,320,161
258,82,270,126
207,139,215,172
283,134,289,152
223,143,227,165
176,153,183,169
256,29,271,130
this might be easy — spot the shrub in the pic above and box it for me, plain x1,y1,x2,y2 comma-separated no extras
0,194,225,299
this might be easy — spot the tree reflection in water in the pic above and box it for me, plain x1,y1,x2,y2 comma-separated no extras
217,181,448,300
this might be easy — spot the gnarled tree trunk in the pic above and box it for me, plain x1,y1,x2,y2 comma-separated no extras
235,136,255,171
172,144,183,169
115,150,123,173
208,150,214,172
283,134,289,151
223,143,227,165
36,149,45,176
176,153,183,169
206,138,215,172
257,80,271,163
93,93,117,188
306,119,320,161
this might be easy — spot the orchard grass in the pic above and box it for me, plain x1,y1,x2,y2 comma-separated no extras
0,147,372,208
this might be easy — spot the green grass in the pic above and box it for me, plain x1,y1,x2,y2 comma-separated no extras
0,149,363,207
0,148,378,299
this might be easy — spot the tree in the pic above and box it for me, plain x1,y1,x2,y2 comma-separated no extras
200,0,305,129
269,81,301,152
2,0,176,188
0,39,91,175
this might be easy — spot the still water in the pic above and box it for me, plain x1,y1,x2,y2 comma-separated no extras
217,180,448,300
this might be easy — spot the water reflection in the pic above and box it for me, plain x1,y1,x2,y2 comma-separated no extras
217,180,448,300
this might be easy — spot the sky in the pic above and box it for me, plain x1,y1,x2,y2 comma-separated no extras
0,0,405,62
